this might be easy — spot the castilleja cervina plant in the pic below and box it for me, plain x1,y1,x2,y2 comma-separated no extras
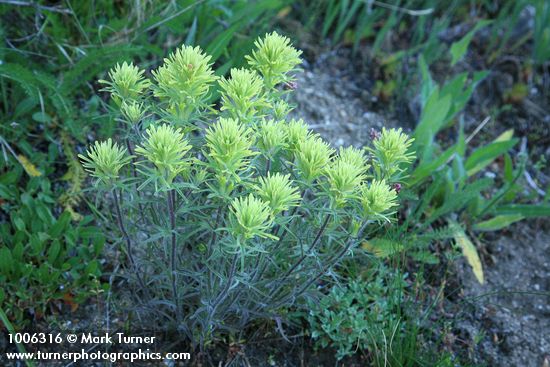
81,32,415,346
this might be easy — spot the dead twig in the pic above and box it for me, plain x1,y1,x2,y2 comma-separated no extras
524,170,547,196
466,116,491,144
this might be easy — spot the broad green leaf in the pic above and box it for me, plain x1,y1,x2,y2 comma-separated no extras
450,20,493,66
49,211,72,238
0,183,15,200
418,54,435,106
451,154,466,189
85,260,100,276
474,214,525,231
450,222,484,284
184,16,198,45
47,240,61,264
37,264,50,283
35,201,54,226
13,217,26,231
12,242,24,262
0,248,13,274
441,71,489,120
206,22,240,62
503,153,514,182
32,112,52,123
30,234,44,255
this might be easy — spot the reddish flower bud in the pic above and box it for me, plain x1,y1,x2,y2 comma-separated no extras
393,183,402,194
284,81,298,90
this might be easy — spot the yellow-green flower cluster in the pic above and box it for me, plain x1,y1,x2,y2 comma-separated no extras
229,194,276,241
99,62,150,105
79,139,130,183
153,45,217,119
256,119,288,157
135,124,192,183
120,101,145,125
85,32,414,236
205,117,255,178
255,173,301,215
219,68,266,120
246,31,302,89
338,146,368,169
324,147,367,207
285,118,310,153
295,134,334,183
370,128,415,178
359,180,398,221
271,100,293,120
79,34,419,344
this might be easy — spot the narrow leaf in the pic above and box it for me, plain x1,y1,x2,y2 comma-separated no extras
465,139,518,176
450,20,492,66
451,222,484,284
495,204,550,217
474,214,525,231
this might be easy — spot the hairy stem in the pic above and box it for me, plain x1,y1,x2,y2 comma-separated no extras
113,189,149,298
271,221,368,308
209,252,238,324
267,213,331,299
167,189,181,323
125,138,146,223
207,205,224,293
265,157,271,176
216,253,239,306
251,192,306,283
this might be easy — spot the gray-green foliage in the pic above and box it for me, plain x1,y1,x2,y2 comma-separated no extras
82,32,415,345
0,1,289,330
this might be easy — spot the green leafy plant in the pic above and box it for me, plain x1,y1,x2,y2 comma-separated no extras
82,32,414,346
365,45,550,283
0,165,105,329
306,264,427,364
